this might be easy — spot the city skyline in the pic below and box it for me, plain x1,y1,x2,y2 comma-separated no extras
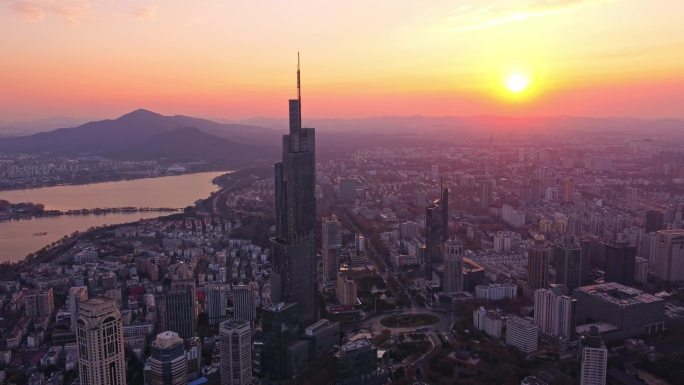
2,1,684,121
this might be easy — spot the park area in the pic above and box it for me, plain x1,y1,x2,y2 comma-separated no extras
380,313,439,328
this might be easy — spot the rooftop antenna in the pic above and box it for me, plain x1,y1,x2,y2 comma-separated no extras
297,52,301,101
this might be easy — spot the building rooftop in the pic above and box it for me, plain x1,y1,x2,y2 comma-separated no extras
339,338,372,354
152,331,183,349
305,319,336,335
576,282,663,307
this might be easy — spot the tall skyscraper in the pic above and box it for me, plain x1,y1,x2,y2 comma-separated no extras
580,327,608,385
654,229,684,282
322,215,342,281
645,210,665,233
232,285,256,322
206,283,230,325
148,331,187,385
562,177,574,203
604,240,636,285
442,240,464,293
164,282,197,339
77,297,126,385
69,286,89,332
425,183,449,277
219,320,252,385
481,179,494,208
553,236,586,291
626,187,638,211
527,235,550,291
271,56,317,324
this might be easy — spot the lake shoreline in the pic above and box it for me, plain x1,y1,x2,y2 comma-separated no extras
0,206,182,223
0,171,230,263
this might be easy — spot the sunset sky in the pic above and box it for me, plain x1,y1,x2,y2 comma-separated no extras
2,0,684,121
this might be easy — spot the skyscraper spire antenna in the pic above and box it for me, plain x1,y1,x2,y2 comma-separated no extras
297,52,301,101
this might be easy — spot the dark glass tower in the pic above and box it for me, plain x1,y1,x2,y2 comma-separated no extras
164,282,197,340
604,240,636,285
528,234,550,291
553,236,587,291
270,56,317,324
425,183,448,277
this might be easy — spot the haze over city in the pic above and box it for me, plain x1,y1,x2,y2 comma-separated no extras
1,2,684,385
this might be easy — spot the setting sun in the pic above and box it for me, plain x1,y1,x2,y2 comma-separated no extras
505,73,531,94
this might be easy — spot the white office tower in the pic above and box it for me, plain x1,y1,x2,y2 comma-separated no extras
219,319,252,385
534,288,576,339
626,187,638,211
69,286,89,332
654,230,684,282
442,240,464,293
322,216,343,281
634,257,648,284
355,233,365,254
148,331,187,385
232,285,256,322
580,329,608,385
206,284,230,325
77,297,126,385
505,316,538,354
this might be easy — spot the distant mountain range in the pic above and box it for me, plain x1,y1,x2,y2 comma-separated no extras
0,109,279,165
1,110,682,164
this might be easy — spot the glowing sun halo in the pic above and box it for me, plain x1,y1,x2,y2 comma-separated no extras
505,73,531,94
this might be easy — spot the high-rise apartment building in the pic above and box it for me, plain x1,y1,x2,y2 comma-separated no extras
442,239,464,293
219,320,252,385
562,177,574,203
322,215,342,281
481,179,494,208
493,231,512,253
527,235,550,291
505,316,539,354
271,57,317,324
425,184,449,277
580,328,608,385
69,286,89,332
77,297,126,385
25,288,54,318
534,287,576,339
626,187,638,211
232,285,256,322
148,331,187,385
654,229,684,282
336,273,358,306
206,283,230,325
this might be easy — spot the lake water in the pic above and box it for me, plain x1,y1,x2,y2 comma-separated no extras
0,171,228,263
